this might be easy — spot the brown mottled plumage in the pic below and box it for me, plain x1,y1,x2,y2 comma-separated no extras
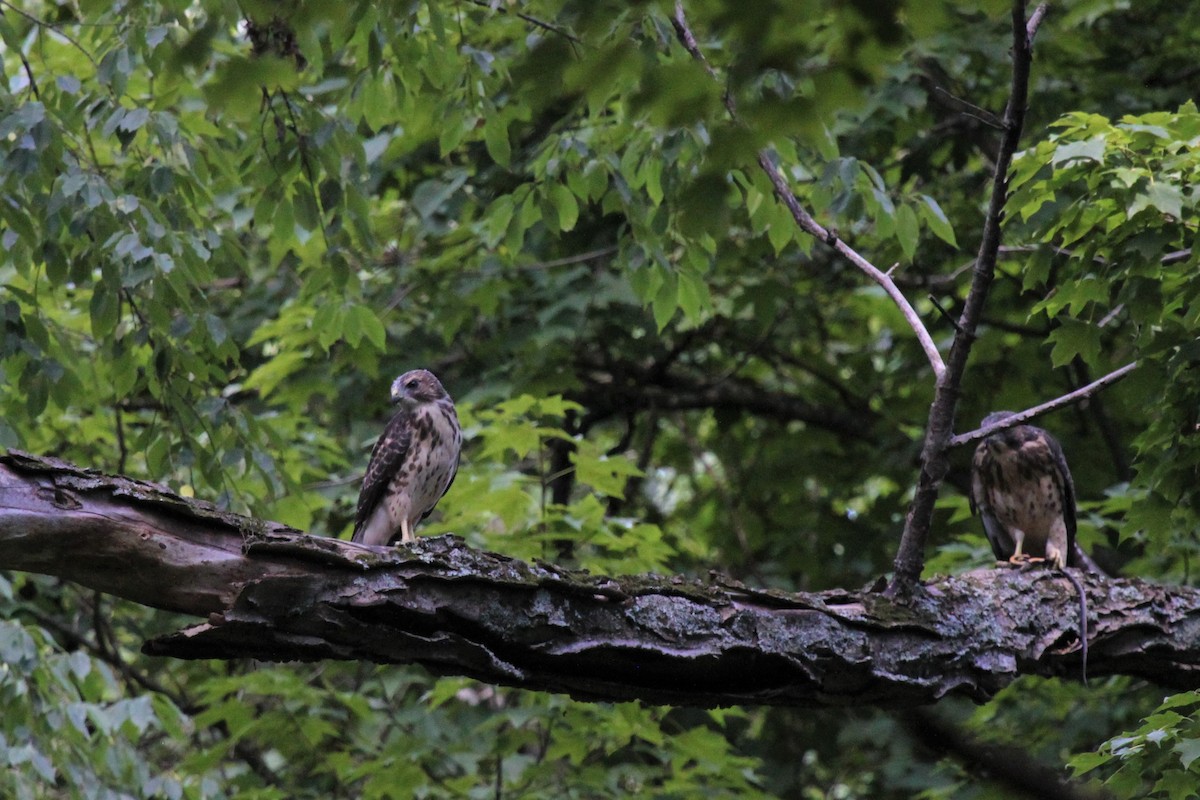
970,411,1077,569
970,411,1089,683
352,369,461,547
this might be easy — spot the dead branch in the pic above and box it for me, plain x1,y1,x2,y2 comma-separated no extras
2,451,1200,709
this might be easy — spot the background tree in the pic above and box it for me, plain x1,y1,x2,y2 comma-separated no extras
1,0,1198,797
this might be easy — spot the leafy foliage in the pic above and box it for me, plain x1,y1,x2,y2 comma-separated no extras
1010,104,1200,559
1072,692,1200,799
2,0,1199,797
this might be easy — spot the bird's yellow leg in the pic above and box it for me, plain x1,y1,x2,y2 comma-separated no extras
1007,531,1030,564
400,518,414,544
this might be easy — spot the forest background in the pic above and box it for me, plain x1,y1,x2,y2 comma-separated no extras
2,0,1200,797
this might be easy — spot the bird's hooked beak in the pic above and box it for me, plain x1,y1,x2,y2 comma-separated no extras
390,373,421,407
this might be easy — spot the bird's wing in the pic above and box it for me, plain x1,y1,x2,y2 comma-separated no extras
971,443,1015,560
969,448,985,518
980,508,1015,561
1045,430,1077,560
418,457,458,523
418,402,461,522
353,410,413,536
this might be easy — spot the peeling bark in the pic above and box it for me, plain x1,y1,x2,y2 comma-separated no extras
1,451,1199,708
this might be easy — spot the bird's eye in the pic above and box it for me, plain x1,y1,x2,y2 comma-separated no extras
406,378,420,390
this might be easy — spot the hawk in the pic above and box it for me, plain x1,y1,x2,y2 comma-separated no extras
970,411,1077,569
971,410,1089,682
352,369,461,547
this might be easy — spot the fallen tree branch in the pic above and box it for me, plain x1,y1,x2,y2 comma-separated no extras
3,451,1200,708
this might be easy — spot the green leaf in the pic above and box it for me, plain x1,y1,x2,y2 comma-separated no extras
348,305,386,351
294,189,320,232
1069,751,1112,777
918,194,957,247
1174,738,1200,770
651,270,678,332
551,183,579,232
676,268,710,324
1155,769,1200,800
483,195,514,247
572,443,643,498
896,203,919,260
766,201,795,253
1048,318,1102,367
343,302,364,346
1129,183,1184,218
1051,135,1107,166
1158,693,1200,711
242,350,311,399
118,107,150,132
484,115,511,168
89,283,119,338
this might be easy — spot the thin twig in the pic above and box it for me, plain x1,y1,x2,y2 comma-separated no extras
756,152,947,381
948,361,1138,448
18,53,42,100
669,3,947,383
932,87,1004,129
517,245,618,271
466,0,581,45
927,294,963,334
1096,303,1124,328
0,0,100,69
669,4,720,82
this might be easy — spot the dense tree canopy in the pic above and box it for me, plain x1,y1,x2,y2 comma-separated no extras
2,0,1200,797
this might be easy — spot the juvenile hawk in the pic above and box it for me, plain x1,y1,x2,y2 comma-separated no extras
970,411,1077,569
970,410,1089,682
352,369,461,547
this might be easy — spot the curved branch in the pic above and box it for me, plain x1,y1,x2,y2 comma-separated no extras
669,3,947,383
2,452,1200,709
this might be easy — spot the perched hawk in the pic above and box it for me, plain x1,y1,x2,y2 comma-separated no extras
352,369,461,547
970,411,1089,682
970,411,1077,569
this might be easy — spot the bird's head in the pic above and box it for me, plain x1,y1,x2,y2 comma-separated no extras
979,410,1020,453
390,369,449,408
981,410,1017,429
